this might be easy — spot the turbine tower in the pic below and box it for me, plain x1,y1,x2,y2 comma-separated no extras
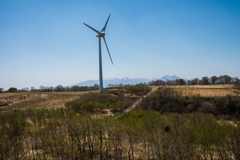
84,14,113,93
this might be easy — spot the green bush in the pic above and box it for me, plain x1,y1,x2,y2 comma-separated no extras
110,103,119,112
65,92,136,113
0,101,8,107
126,84,151,95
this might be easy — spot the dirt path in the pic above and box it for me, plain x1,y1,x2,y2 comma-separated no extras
123,87,159,113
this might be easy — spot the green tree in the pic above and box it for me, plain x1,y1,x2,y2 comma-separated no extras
224,75,231,84
191,80,196,85
235,77,239,83
8,87,17,92
93,84,99,90
0,88,3,93
211,76,218,84
202,76,209,85
194,78,199,85
176,79,186,85
56,85,64,92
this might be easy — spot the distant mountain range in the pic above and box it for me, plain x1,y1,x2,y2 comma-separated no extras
69,75,181,87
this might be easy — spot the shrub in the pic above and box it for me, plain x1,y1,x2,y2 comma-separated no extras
0,101,9,107
199,102,216,113
174,89,183,96
225,95,240,115
126,84,151,95
110,103,119,112
8,87,17,92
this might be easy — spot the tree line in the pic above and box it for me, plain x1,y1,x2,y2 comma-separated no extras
0,84,100,93
1,83,150,93
149,75,239,86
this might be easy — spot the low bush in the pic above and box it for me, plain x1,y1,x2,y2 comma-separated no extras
65,92,137,113
0,101,8,107
126,83,151,96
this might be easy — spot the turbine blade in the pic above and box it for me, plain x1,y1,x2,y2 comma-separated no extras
101,14,111,32
103,37,113,65
83,23,101,34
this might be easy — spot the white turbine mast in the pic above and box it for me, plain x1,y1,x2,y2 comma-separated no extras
84,14,113,93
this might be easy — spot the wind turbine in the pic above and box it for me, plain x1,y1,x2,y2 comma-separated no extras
84,14,113,93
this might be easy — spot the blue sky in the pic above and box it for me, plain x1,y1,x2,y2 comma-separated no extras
0,0,240,89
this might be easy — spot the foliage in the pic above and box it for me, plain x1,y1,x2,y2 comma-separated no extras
202,76,209,85
65,92,137,113
174,89,183,96
8,87,17,92
191,80,197,85
211,76,218,84
0,101,9,107
109,103,119,112
138,87,240,119
1,108,240,159
149,75,238,86
233,83,240,91
126,83,151,95
175,78,186,85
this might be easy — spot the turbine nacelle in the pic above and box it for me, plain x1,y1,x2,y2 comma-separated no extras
96,32,105,37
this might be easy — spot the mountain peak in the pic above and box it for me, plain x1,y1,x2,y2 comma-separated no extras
159,75,180,81
69,75,181,87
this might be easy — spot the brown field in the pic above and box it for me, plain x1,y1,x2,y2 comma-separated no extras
163,84,238,97
182,89,237,97
46,90,99,95
0,90,99,110
0,90,98,99
167,84,234,89
0,92,25,98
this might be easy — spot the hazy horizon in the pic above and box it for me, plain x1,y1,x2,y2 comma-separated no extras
1,0,240,90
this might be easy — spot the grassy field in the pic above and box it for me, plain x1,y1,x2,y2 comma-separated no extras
0,90,99,99
181,88,237,97
0,92,100,110
167,84,234,89
0,91,101,110
164,84,237,97
0,92,26,99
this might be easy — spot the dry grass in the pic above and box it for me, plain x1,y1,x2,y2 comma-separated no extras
182,89,237,97
163,84,236,97
0,92,26,98
167,84,234,89
0,91,99,110
46,90,99,95
0,90,99,99
0,94,79,110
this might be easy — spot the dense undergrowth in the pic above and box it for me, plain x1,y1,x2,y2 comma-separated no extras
110,83,151,96
65,92,138,113
0,109,240,159
233,83,240,91
138,88,240,120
